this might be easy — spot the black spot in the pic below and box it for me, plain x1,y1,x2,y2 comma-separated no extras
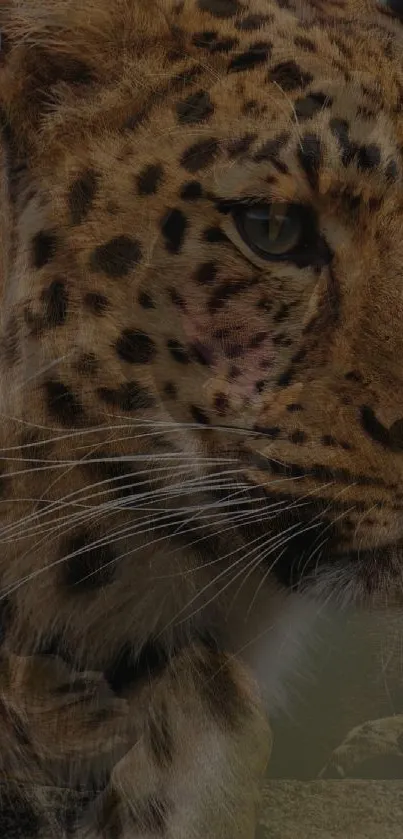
386,159,398,182
116,329,156,364
167,339,190,363
289,429,307,444
168,287,186,309
197,0,241,18
0,597,14,647
62,532,116,592
268,60,313,92
360,405,391,448
161,208,188,253
273,332,291,347
330,117,350,145
257,296,272,313
389,418,403,451
242,98,264,116
192,30,217,48
294,35,317,52
176,90,214,124
74,353,99,376
32,230,58,269
194,261,218,284
345,369,362,382
191,341,214,366
228,41,272,73
330,34,353,60
190,30,237,52
2,315,20,364
322,434,337,447
202,225,228,242
298,133,322,190
330,117,362,168
218,336,243,359
357,144,381,171
105,641,168,695
137,163,164,195
84,291,109,314
68,169,98,224
249,330,268,348
44,380,85,426
46,55,95,87
191,405,210,424
180,138,220,173
164,382,178,398
41,279,68,326
254,131,289,162
227,133,256,157
208,278,254,314
210,37,239,53
274,303,290,323
0,33,10,65
235,13,272,30
277,367,294,387
0,792,40,837
98,382,155,411
90,236,142,278
138,291,155,309
294,92,332,120
214,392,229,414
180,181,203,200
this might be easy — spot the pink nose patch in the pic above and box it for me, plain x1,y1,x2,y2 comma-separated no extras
181,299,275,407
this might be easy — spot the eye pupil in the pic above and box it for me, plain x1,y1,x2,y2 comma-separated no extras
235,202,305,260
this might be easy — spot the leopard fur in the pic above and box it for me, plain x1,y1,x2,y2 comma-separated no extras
1,0,403,835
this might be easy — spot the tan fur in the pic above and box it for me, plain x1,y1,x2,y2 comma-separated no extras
0,0,403,835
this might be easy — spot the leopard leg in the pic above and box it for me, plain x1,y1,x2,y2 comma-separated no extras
78,641,271,839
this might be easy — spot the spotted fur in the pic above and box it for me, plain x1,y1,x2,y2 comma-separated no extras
1,0,403,835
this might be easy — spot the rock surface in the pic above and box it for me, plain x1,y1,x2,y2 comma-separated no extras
257,780,403,839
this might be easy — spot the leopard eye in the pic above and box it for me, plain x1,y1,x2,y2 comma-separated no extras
234,202,306,260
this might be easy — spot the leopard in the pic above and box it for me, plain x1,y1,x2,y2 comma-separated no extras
2,0,403,835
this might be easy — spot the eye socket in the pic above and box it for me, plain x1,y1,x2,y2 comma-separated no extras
234,202,309,261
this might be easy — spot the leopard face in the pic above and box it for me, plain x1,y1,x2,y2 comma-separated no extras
2,0,403,628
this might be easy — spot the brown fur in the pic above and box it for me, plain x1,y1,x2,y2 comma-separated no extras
0,0,403,835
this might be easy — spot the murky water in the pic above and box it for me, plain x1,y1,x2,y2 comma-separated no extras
267,606,403,779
